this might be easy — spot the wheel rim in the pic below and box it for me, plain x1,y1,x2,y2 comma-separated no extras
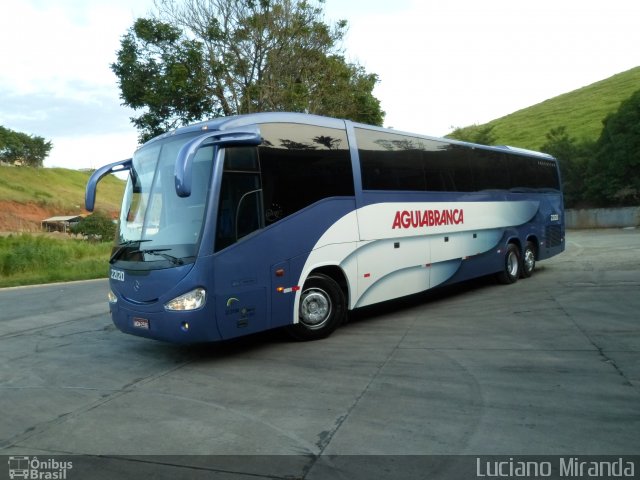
299,288,332,329
507,250,519,278
524,249,535,272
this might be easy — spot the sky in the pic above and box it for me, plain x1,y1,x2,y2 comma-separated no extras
1,0,639,170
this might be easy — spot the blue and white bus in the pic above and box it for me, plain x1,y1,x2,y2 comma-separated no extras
86,112,564,343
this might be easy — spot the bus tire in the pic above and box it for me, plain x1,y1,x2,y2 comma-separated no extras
286,273,346,341
521,241,536,278
496,243,521,284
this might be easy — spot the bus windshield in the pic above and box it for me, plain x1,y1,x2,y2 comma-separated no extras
112,132,214,266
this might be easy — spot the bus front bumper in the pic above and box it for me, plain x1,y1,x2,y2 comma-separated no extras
109,302,222,344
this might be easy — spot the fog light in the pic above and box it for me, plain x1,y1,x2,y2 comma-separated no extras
165,288,206,311
180,321,190,332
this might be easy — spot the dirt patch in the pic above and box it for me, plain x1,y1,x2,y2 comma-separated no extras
0,200,78,232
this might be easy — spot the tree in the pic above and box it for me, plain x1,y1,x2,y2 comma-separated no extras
0,126,52,167
586,90,640,206
446,124,497,145
72,212,116,242
112,0,384,142
540,126,594,208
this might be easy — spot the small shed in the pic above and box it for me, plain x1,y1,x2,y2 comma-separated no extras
41,215,83,233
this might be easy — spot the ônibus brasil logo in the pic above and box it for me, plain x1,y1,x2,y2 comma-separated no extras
392,208,464,229
8,456,72,479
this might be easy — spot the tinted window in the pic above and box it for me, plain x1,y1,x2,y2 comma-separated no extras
357,129,428,190
472,150,511,190
532,159,561,190
435,145,474,192
507,156,560,190
357,127,560,192
215,147,263,252
259,123,353,224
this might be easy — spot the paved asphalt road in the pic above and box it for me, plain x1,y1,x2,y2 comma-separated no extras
0,229,639,479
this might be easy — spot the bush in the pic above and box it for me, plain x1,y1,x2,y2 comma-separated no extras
72,211,116,242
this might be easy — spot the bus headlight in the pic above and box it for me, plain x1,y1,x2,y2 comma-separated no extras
108,290,118,304
165,288,206,311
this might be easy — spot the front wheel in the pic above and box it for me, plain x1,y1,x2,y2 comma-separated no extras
496,243,521,284
285,273,346,341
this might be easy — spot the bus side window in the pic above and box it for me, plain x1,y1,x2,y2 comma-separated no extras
215,147,263,252
258,123,353,223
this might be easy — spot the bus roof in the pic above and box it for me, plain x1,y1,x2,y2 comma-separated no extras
142,112,554,160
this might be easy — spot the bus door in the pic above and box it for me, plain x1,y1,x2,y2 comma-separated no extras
212,147,269,339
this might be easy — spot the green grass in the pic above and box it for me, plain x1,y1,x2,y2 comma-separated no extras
0,166,124,213
463,66,640,151
0,234,112,288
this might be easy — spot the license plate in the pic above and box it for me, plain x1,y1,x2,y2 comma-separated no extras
132,317,150,330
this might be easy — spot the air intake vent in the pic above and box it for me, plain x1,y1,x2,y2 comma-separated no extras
546,225,562,247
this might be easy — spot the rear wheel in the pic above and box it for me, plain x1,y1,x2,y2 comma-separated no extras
521,241,536,278
496,243,521,284
285,273,346,341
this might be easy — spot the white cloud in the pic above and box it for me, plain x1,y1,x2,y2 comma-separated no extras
45,132,139,170
0,1,142,96
329,0,640,135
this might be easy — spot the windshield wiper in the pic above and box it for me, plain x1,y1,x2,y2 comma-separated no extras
109,239,152,264
130,248,184,266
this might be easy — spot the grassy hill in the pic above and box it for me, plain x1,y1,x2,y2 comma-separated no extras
463,66,640,151
0,166,124,232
